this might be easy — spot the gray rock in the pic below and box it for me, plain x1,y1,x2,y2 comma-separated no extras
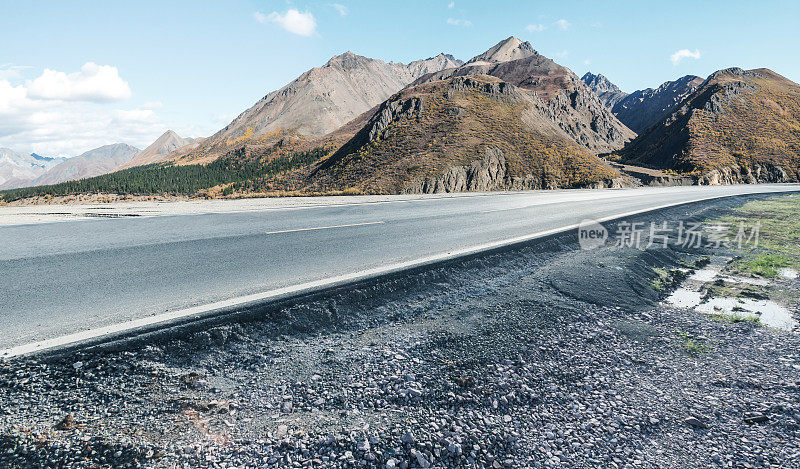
683,417,708,429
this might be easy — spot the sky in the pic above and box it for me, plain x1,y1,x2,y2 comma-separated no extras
1,0,798,157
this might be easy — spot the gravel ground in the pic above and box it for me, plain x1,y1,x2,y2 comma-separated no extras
1,196,799,468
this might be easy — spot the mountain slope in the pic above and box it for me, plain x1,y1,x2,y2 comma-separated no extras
120,130,199,169
0,149,66,189
413,37,635,153
31,143,141,186
175,52,462,163
612,75,704,133
617,68,800,183
581,72,628,109
304,75,623,194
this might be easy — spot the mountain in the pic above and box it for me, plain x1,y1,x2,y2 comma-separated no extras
303,75,624,194
612,75,704,133
174,52,463,163
30,143,141,186
407,53,464,77
466,38,538,64
0,149,66,188
120,130,199,169
581,72,628,109
31,153,60,164
617,68,800,183
412,37,636,153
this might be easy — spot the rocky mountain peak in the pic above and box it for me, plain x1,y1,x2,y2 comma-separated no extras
0,148,67,188
406,53,464,77
706,67,764,83
171,49,463,161
467,36,537,64
612,75,704,133
325,51,370,70
119,130,198,169
581,72,622,93
581,72,629,110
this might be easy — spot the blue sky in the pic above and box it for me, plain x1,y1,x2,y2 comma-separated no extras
1,0,798,156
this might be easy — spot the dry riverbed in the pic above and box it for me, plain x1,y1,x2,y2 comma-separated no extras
1,195,799,468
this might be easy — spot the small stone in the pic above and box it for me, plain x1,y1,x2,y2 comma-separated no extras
413,450,430,468
73,362,83,370
55,414,75,431
683,417,708,429
281,400,293,414
276,425,288,438
448,442,462,455
358,439,371,452
743,412,769,424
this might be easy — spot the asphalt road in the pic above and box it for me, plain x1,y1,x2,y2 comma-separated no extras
1,184,798,356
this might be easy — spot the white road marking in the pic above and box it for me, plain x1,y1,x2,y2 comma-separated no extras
264,221,384,235
2,187,798,358
482,207,525,213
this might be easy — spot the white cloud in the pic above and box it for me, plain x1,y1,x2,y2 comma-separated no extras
27,62,131,102
0,101,167,157
583,59,592,66
555,19,571,30
670,48,701,66
0,64,33,81
448,1,455,8
526,24,546,32
554,50,569,58
330,3,348,16
0,64,167,156
0,80,31,115
263,9,318,37
446,18,472,27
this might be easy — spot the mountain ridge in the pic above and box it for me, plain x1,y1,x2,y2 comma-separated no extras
303,74,625,194
612,75,704,134
581,72,629,109
120,130,199,169
412,37,636,153
30,143,141,186
617,67,800,183
169,51,463,165
0,149,66,189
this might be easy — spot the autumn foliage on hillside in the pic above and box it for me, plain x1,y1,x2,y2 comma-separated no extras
619,69,800,181
306,76,620,193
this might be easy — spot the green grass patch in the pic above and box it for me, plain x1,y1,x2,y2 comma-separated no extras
676,332,711,356
708,312,761,326
651,266,687,293
707,194,800,276
737,253,791,278
651,268,670,291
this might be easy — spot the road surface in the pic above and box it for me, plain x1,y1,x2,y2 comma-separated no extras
1,184,798,356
